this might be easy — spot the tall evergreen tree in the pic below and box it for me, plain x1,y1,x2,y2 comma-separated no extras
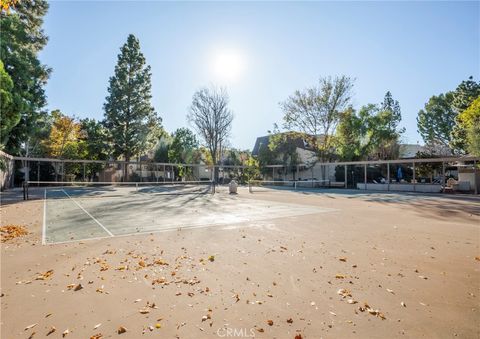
450,76,480,153
452,76,480,113
381,91,402,131
0,0,51,155
103,34,159,178
416,92,456,151
0,60,19,148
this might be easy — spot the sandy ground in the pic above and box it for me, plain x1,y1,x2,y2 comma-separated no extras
1,189,479,339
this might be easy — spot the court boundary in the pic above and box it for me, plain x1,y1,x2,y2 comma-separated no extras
60,189,114,237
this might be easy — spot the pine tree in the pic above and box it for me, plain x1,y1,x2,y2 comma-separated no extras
103,34,159,178
0,0,51,155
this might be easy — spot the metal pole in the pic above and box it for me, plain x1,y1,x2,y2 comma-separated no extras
103,162,106,182
83,163,86,182
474,160,478,195
442,161,446,193
413,162,416,192
344,165,347,188
387,163,390,191
364,164,367,190
163,164,165,182
37,161,40,184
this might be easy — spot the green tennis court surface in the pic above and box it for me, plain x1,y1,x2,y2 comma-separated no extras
42,186,335,244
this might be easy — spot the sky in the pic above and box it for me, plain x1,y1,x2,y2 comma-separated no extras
40,1,479,151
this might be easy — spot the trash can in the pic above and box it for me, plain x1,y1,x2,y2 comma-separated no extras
229,179,238,194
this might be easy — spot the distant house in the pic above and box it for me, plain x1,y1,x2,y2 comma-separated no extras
398,144,425,159
252,133,319,161
251,133,334,181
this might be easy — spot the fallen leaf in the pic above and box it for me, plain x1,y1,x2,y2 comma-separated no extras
46,326,56,336
401,301,406,307
267,320,273,326
208,255,215,262
62,329,69,337
24,323,38,331
339,257,347,262
0,225,29,242
295,335,303,339
335,274,346,279
337,288,352,298
155,323,161,329
35,270,54,280
90,334,103,339
117,326,127,334
73,284,83,291
287,318,293,323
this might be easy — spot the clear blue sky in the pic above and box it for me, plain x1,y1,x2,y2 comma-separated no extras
40,1,479,151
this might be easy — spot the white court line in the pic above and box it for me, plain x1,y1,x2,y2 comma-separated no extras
42,189,47,245
61,189,114,237
43,208,339,245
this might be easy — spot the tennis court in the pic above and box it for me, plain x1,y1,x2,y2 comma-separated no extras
28,181,337,244
2,179,479,339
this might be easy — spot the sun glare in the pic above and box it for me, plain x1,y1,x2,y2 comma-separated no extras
211,49,246,83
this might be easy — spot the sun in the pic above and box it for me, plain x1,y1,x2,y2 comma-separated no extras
211,49,246,83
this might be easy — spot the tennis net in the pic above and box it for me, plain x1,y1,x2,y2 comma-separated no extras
24,180,215,200
248,180,331,193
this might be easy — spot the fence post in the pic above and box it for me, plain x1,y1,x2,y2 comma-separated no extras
364,164,367,190
412,162,416,192
344,165,347,188
442,161,446,193
474,160,478,195
387,163,390,191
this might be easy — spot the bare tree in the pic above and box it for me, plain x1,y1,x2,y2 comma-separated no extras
188,86,233,181
280,75,354,161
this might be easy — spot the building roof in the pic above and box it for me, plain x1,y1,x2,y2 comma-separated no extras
251,133,319,156
398,144,425,159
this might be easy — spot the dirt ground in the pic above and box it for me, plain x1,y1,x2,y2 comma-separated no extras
1,189,479,339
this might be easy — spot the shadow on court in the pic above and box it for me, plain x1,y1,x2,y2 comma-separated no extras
42,190,335,244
